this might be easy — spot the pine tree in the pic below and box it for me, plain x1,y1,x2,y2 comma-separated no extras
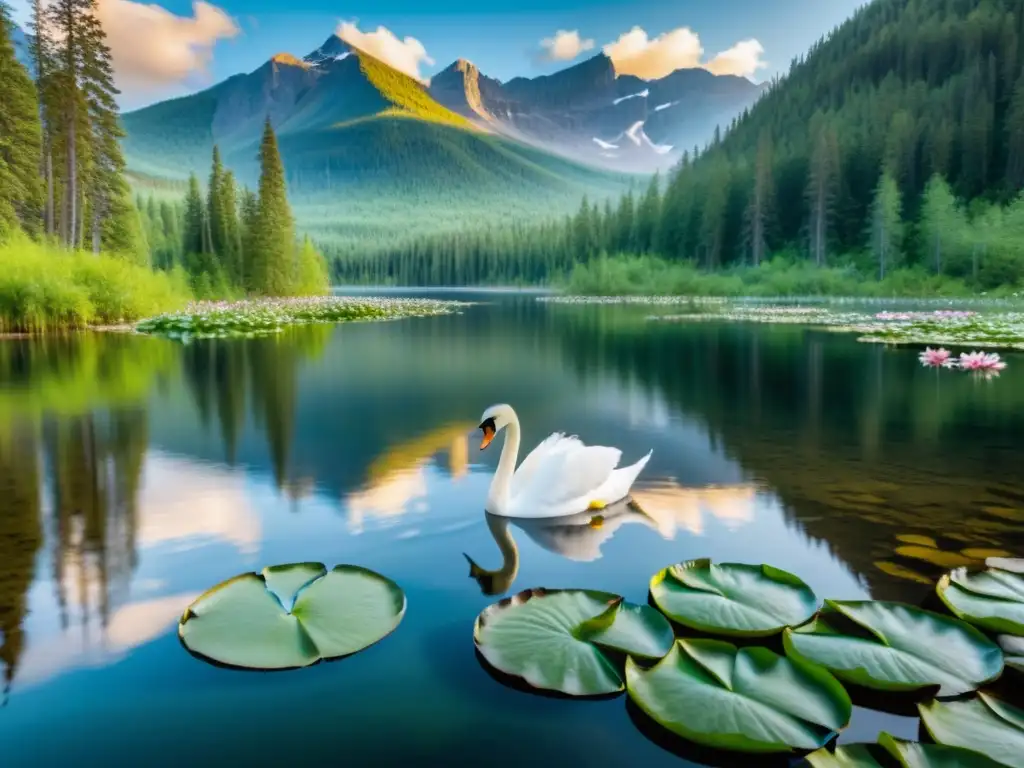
239,186,258,290
79,4,128,254
869,171,903,279
634,174,661,254
27,0,54,236
919,174,960,275
221,170,242,284
746,130,774,266
250,118,295,296
47,0,92,247
0,0,43,238
806,114,839,266
183,173,204,255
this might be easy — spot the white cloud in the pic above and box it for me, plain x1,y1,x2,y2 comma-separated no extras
539,29,595,62
96,0,239,90
604,25,766,81
705,38,767,78
336,21,434,83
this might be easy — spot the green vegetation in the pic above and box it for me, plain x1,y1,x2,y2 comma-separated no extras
135,296,464,340
0,233,188,332
179,563,406,670
562,253,1024,298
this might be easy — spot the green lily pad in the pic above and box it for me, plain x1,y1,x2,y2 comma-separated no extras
473,588,673,696
649,559,818,637
919,693,1024,768
937,563,1024,635
1001,635,1024,673
783,600,1003,696
179,563,405,669
805,743,883,766
626,638,851,753
804,734,1005,767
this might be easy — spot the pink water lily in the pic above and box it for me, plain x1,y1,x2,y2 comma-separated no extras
919,347,953,368
958,351,1007,373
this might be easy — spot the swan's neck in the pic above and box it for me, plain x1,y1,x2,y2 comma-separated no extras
487,414,520,513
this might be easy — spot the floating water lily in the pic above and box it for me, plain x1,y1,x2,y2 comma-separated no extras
958,351,1007,374
918,347,953,368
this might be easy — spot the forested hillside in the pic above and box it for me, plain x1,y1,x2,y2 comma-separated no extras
335,0,1024,289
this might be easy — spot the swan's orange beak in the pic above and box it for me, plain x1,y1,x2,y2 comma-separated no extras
479,423,495,451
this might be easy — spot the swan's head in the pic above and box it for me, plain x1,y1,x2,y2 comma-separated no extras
478,403,514,451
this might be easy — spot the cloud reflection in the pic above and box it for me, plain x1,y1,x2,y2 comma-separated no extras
631,479,757,537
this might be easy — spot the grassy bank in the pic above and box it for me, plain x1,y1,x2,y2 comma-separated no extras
562,254,1024,299
0,234,190,333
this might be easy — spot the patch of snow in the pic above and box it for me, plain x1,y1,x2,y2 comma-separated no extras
599,151,618,158
613,89,649,105
623,121,673,154
654,101,676,112
625,121,645,146
333,52,351,61
593,137,619,150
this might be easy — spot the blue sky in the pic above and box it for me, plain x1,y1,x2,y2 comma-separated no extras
9,0,866,107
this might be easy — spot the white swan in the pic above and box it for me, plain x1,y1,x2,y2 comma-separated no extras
477,403,652,518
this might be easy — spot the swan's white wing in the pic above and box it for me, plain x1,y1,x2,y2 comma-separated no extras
511,433,582,497
518,443,622,509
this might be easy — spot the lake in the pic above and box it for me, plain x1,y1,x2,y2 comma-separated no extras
1,290,1022,766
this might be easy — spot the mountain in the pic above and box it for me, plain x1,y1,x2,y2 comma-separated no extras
122,37,632,250
429,52,764,172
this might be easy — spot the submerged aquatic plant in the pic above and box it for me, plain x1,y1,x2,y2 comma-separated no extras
919,347,954,368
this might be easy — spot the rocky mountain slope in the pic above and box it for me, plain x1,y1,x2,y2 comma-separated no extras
429,51,763,171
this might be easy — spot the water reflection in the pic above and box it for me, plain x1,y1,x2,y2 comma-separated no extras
0,296,1021,764
465,481,761,596
465,500,657,595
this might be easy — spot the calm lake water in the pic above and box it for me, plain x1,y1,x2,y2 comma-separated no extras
1,290,1022,766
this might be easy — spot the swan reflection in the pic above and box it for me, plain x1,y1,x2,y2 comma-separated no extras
465,481,759,595
465,498,658,595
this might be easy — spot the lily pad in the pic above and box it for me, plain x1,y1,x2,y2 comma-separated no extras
804,734,1005,767
473,588,674,696
649,559,818,637
919,693,1024,768
178,563,405,669
627,638,851,753
783,600,1003,696
805,744,883,766
1001,635,1024,674
936,563,1024,635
